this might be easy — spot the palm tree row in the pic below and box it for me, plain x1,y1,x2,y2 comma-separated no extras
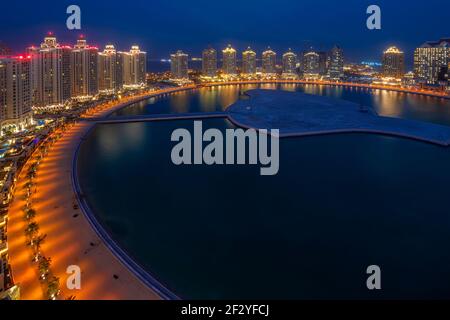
22,126,69,300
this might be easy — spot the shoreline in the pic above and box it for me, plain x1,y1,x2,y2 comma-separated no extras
7,82,450,300
7,86,195,300
201,80,450,100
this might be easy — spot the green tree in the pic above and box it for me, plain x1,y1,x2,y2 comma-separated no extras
25,222,39,238
25,208,37,220
47,276,60,300
38,256,51,280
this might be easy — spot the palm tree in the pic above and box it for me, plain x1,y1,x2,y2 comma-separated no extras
38,257,51,280
30,234,47,252
25,208,37,220
25,222,39,238
47,276,60,300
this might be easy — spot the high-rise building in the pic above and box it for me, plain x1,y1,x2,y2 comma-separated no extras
262,47,277,74
222,45,237,75
302,51,320,78
414,38,450,84
27,34,71,107
242,47,257,75
130,46,147,85
317,51,328,75
71,37,99,98
0,56,33,134
202,47,217,77
438,62,450,87
328,46,344,80
120,46,147,86
98,45,123,92
171,50,189,79
282,49,297,78
382,46,405,78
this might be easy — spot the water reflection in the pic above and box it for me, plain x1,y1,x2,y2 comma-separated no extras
113,84,450,126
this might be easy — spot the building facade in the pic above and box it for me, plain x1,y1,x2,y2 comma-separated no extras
302,51,320,79
282,49,297,78
414,38,450,84
171,50,189,79
0,56,33,134
328,46,344,80
222,45,237,75
262,47,277,75
98,45,123,93
202,47,217,77
242,47,257,75
382,46,405,78
71,38,99,98
121,46,147,86
27,34,71,107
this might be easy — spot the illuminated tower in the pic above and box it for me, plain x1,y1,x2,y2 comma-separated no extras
282,49,297,78
222,45,237,75
130,46,147,85
71,36,99,97
328,45,344,80
98,45,123,92
382,46,405,78
242,47,257,75
0,56,33,133
171,50,189,79
414,38,450,84
202,47,217,77
120,46,147,86
27,33,72,107
302,50,320,79
262,47,277,74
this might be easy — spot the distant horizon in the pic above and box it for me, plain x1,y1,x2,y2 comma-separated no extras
1,0,449,70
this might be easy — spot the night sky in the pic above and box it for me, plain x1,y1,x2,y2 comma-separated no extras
1,0,449,67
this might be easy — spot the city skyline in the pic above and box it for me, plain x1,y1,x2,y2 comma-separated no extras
1,0,450,64
1,0,450,304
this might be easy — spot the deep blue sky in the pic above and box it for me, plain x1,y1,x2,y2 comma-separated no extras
1,0,448,67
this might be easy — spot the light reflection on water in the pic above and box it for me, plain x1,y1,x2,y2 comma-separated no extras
113,84,450,126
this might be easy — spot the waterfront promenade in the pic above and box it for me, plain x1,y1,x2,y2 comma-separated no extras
7,86,196,300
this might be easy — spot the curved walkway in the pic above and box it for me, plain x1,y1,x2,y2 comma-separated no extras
227,89,450,146
7,86,196,300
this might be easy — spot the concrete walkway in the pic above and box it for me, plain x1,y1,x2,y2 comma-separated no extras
227,89,450,146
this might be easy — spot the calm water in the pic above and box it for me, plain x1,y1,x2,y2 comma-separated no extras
79,84,450,299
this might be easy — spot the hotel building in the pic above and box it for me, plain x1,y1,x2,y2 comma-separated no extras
202,47,217,77
328,46,344,80
171,50,189,79
222,45,237,75
262,47,277,75
98,45,123,93
71,37,99,98
282,49,298,79
0,56,33,134
382,46,405,78
414,38,450,84
242,47,257,75
27,34,71,107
